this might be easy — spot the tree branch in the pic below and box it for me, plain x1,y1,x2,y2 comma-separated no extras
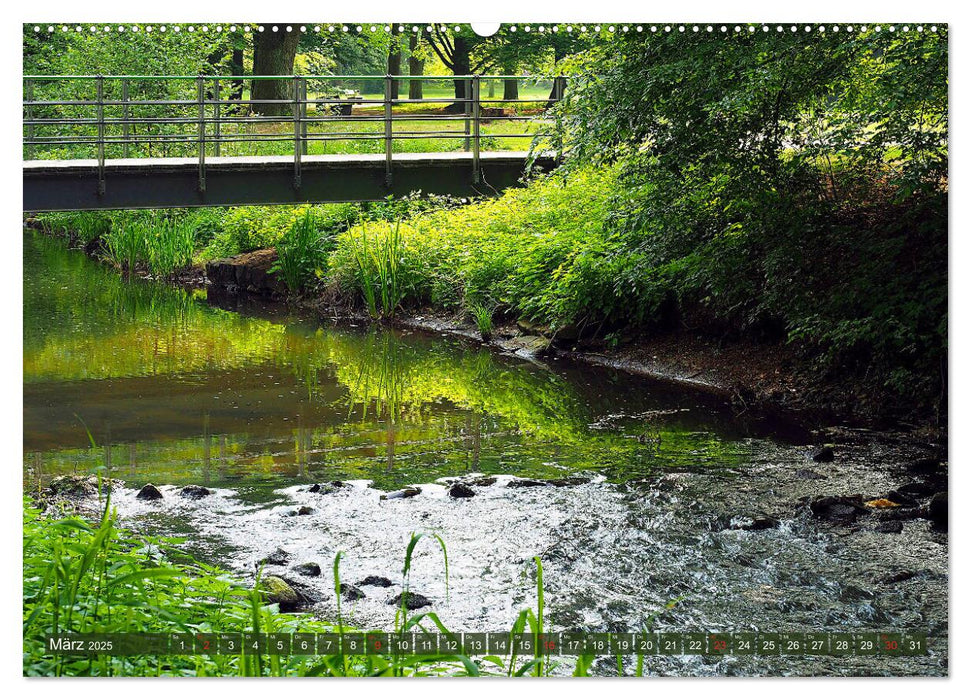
427,30,455,70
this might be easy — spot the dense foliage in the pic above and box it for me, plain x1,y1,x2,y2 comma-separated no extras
550,27,948,414
329,168,620,328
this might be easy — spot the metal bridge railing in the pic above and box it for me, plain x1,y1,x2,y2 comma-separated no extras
22,74,567,194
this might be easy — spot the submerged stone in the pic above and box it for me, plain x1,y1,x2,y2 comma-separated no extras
387,591,431,610
179,484,211,499
448,483,476,498
808,495,867,524
293,562,321,577
136,483,163,501
546,477,590,487
811,447,835,463
340,583,366,601
506,478,546,488
903,457,943,475
357,575,393,588
260,547,291,566
380,487,421,500
743,516,780,531
928,492,948,530
880,570,918,585
794,468,827,480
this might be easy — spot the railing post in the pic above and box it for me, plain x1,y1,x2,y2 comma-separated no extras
24,79,33,160
384,74,393,188
300,78,309,156
197,75,206,193
96,76,105,196
292,76,302,190
472,75,481,184
121,78,130,158
213,78,221,157
463,77,471,151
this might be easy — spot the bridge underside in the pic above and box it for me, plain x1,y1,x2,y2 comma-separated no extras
23,152,554,212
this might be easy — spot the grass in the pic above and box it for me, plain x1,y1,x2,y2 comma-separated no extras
25,487,652,677
101,212,194,276
32,196,456,296
468,301,495,339
348,221,406,318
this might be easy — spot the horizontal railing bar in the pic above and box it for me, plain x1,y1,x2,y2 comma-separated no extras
23,114,547,127
23,98,490,109
24,134,551,149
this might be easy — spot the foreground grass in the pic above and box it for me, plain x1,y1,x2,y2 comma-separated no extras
23,492,585,677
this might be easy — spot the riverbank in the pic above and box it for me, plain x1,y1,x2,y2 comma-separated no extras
25,199,946,440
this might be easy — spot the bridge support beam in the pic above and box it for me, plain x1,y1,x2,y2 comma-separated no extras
23,152,554,212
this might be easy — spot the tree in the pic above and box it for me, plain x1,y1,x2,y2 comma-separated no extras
474,27,596,104
251,27,300,116
387,26,403,99
408,32,424,99
424,27,490,104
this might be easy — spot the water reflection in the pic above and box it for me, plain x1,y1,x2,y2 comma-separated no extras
25,231,763,491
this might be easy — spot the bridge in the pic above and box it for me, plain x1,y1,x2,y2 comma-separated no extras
23,74,565,211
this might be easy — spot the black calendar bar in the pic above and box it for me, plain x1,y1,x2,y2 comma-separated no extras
43,632,928,657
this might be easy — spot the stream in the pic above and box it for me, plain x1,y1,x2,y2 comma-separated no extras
23,231,948,676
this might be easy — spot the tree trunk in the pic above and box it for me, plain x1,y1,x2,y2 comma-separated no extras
388,43,401,100
229,49,245,110
546,77,566,110
451,36,472,102
503,79,519,100
546,45,569,108
251,30,300,117
408,33,424,100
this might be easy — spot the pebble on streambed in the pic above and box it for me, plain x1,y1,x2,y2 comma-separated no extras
293,562,321,577
379,487,422,500
135,483,163,501
387,591,432,610
357,575,393,587
179,484,211,499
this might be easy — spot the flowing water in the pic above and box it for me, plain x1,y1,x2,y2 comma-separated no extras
23,231,948,676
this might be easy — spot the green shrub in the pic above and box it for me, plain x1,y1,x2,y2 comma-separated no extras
271,208,336,293
200,204,360,262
